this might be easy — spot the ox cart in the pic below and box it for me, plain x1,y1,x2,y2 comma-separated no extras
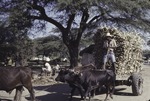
80,27,144,96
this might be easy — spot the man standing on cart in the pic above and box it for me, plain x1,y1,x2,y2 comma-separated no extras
102,32,117,73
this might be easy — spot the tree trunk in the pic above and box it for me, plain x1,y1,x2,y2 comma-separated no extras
68,42,79,68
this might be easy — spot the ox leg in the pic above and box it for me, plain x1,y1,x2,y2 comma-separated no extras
88,92,91,101
109,84,115,99
28,87,35,101
84,88,91,101
77,87,84,100
24,83,35,101
69,87,76,101
14,86,23,101
104,86,109,101
90,89,95,98
109,88,114,99
84,90,87,101
70,84,84,100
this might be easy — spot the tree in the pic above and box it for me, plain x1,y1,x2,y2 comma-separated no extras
34,35,68,59
0,22,34,66
1,0,150,68
0,2,34,66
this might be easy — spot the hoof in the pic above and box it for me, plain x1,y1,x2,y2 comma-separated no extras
80,97,84,100
110,95,113,99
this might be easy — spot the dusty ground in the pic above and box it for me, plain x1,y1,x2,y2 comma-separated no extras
0,64,150,101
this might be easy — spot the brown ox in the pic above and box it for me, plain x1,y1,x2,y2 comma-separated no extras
0,67,35,101
55,64,96,101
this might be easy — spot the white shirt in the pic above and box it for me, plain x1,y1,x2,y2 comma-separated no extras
103,39,117,53
44,62,52,72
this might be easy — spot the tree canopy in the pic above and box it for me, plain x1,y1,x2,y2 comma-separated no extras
1,0,150,67
0,1,34,66
34,35,68,59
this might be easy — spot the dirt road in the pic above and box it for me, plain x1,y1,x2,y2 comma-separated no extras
0,64,150,101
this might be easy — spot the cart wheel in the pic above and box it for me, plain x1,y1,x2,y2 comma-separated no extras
131,73,143,96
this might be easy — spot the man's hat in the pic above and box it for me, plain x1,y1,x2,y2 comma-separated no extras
105,32,112,37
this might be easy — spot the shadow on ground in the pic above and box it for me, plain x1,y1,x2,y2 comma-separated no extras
25,83,134,101
0,99,11,101
26,83,83,101
114,87,133,96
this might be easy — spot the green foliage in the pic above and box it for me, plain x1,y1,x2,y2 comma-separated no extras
0,22,16,60
1,0,150,33
34,35,68,59
0,21,34,66
0,0,34,66
80,35,94,48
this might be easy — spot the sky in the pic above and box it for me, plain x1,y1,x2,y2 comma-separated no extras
29,23,55,39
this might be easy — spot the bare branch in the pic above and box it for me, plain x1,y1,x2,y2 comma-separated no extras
29,3,65,33
66,14,76,31
76,8,89,43
87,15,101,25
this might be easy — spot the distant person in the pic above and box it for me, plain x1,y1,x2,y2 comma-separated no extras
52,64,60,76
54,64,60,71
42,58,52,76
102,32,117,73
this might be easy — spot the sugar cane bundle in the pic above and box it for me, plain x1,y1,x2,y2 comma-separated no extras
93,27,143,75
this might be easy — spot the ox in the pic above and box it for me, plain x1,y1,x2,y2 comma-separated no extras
77,69,116,101
55,64,96,101
0,67,35,101
56,68,116,101
55,68,85,101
